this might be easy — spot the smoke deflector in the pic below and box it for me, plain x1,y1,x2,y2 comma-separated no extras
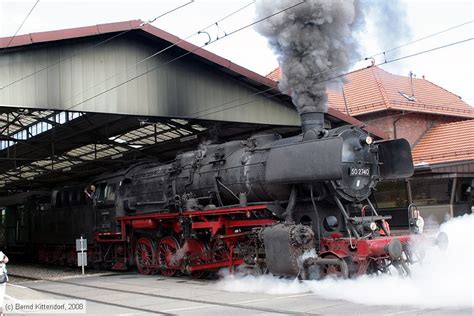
376,138,414,180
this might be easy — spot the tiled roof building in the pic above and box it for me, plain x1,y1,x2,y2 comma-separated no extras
267,66,474,223
411,119,474,166
266,65,474,162
327,66,474,119
266,65,473,119
266,68,282,82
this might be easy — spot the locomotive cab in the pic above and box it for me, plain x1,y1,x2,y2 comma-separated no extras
89,174,122,233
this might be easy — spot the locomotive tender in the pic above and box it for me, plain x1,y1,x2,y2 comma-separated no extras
1,111,420,278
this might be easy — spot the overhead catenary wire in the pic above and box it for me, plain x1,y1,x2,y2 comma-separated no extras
0,0,257,111
0,0,261,158
0,0,195,91
143,0,195,25
373,19,474,58
308,19,474,81
55,0,256,107
61,0,305,112
2,2,471,124
190,20,474,118
383,37,474,65
208,0,305,45
1,1,468,111
187,37,474,120
189,86,278,117
2,34,473,186
306,37,474,95
147,40,474,122
0,0,40,57
0,29,135,91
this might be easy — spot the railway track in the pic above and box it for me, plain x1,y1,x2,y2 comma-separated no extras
10,273,318,315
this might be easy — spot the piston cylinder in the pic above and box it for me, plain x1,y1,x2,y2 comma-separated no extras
261,224,315,277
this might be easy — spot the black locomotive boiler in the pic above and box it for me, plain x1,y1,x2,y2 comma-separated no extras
1,111,421,278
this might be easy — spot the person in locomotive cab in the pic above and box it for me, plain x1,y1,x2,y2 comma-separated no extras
84,184,96,200
0,251,9,315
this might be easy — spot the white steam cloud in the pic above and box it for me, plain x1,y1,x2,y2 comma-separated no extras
255,0,410,113
215,214,474,309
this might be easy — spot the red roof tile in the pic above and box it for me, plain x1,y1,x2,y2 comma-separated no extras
412,120,474,165
268,66,474,119
266,68,281,82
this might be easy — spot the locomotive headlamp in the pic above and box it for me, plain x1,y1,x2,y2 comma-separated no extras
369,222,377,231
410,213,425,234
415,218,423,228
359,135,373,145
416,217,425,233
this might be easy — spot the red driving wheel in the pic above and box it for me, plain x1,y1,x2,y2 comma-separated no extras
158,236,181,277
184,239,208,279
134,236,156,275
211,240,231,262
321,254,349,279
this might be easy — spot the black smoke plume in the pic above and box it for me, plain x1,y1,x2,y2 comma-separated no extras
255,0,409,114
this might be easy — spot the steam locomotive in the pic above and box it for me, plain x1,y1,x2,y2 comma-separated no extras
1,111,424,279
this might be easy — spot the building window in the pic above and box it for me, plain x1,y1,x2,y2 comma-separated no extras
373,180,409,209
411,178,452,206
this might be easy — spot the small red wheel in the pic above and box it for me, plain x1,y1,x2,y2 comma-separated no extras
158,236,181,277
184,239,208,279
211,240,231,262
135,237,156,275
321,255,349,279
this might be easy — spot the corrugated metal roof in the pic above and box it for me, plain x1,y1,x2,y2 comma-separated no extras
412,119,474,166
0,20,139,48
0,20,278,93
0,20,388,140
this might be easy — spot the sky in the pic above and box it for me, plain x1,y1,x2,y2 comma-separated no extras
0,0,473,106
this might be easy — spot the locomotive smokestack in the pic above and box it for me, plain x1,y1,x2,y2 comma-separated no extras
300,109,326,140
300,111,324,134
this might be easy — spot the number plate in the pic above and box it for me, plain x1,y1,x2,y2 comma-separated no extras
349,167,370,177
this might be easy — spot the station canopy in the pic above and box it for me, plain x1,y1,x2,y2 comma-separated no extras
0,20,387,194
0,107,305,193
